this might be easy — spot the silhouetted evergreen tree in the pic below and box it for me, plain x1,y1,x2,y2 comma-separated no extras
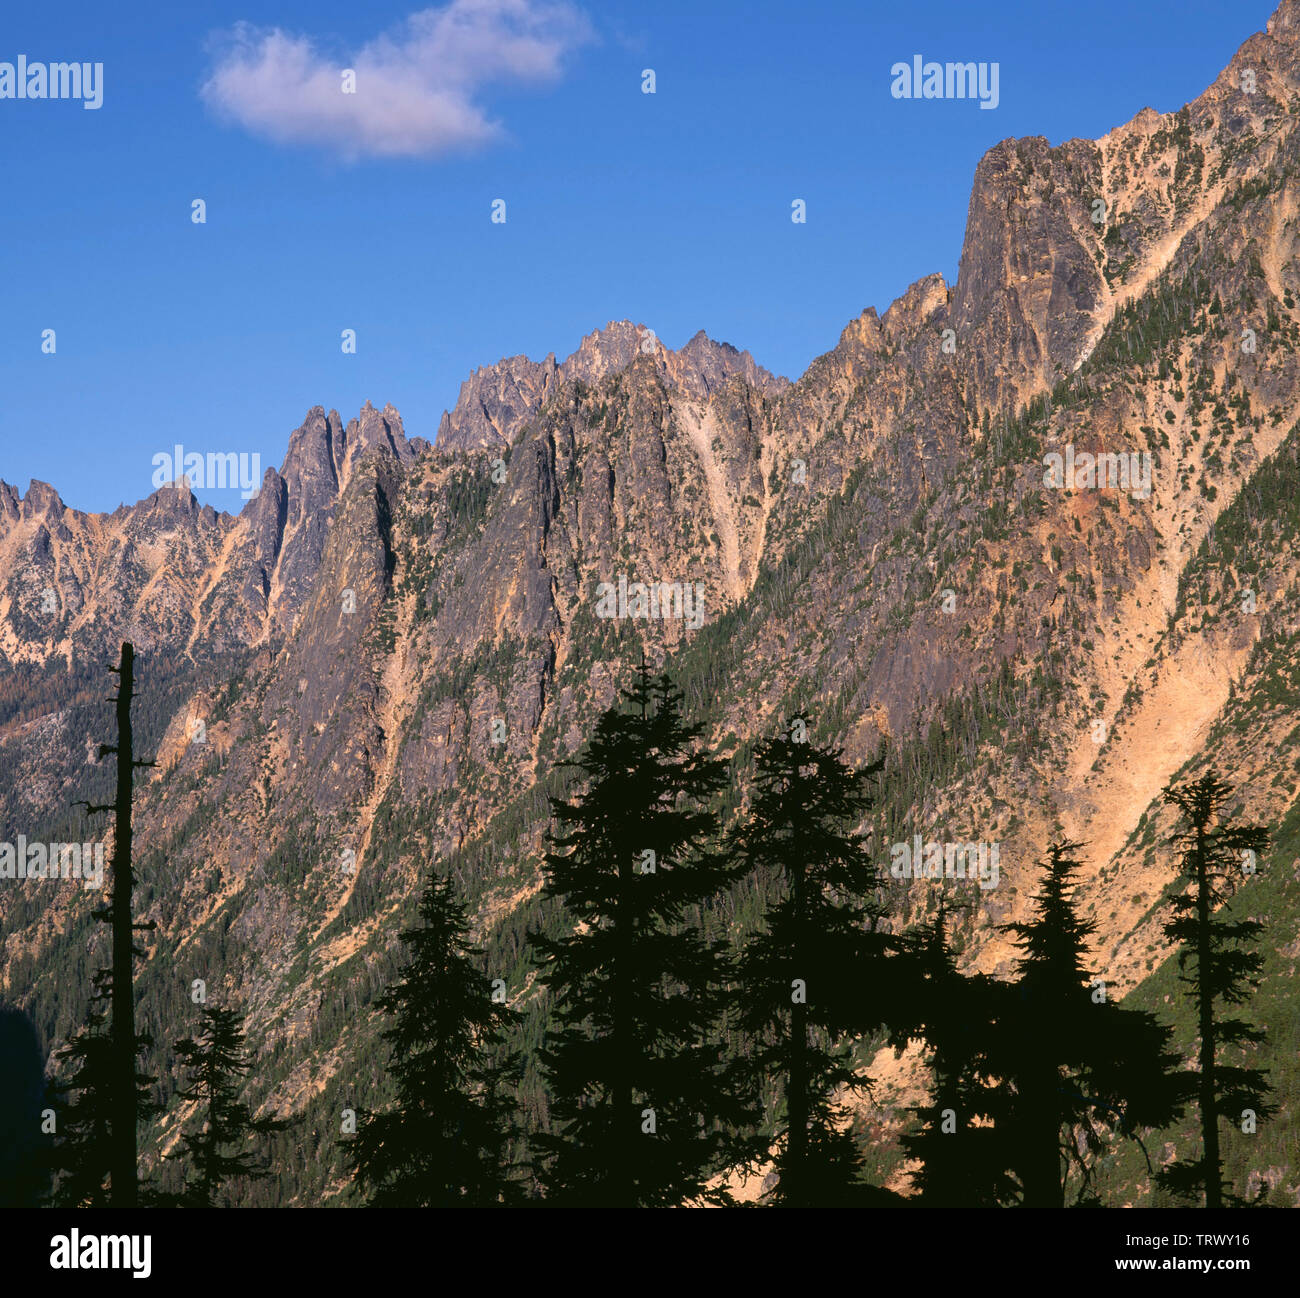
46,969,158,1207
168,1004,289,1207
349,871,521,1206
533,661,750,1206
1158,774,1272,1208
998,841,1186,1207
895,904,1012,1207
734,716,889,1205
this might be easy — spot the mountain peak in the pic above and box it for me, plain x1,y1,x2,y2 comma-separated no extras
562,320,645,384
436,320,786,453
667,329,787,397
21,479,65,520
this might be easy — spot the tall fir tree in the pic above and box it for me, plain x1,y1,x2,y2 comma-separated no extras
349,871,521,1207
895,903,1012,1207
533,660,750,1206
733,716,890,1206
168,1004,290,1207
998,841,1186,1207
1159,773,1272,1208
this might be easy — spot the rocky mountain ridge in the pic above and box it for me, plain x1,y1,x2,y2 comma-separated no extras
3,0,1300,1205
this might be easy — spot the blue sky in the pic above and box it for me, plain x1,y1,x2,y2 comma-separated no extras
0,0,1278,513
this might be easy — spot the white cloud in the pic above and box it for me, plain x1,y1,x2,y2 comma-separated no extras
201,0,593,160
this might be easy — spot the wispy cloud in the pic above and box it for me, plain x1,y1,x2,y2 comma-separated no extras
201,0,594,160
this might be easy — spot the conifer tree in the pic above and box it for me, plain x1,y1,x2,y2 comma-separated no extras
533,660,749,1206
1158,773,1272,1208
168,1004,289,1207
896,903,1011,1207
349,871,520,1207
46,969,158,1207
998,840,1185,1207
733,716,889,1206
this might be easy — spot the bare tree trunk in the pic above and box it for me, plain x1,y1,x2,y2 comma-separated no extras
109,642,138,1207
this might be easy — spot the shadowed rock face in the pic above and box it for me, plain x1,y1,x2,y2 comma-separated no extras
3,0,1300,1205
0,1006,47,1207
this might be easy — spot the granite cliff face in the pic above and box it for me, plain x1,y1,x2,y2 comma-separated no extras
3,0,1300,1204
